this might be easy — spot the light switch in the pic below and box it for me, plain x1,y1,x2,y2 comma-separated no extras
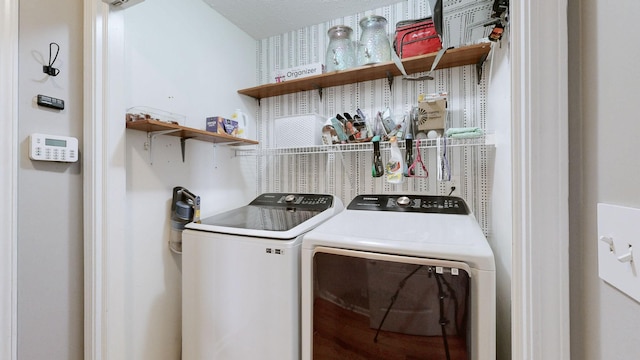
597,203,640,303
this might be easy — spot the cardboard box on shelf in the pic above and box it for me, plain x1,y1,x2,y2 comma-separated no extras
416,93,447,135
206,116,238,136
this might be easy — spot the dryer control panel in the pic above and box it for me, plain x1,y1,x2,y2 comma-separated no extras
347,195,469,215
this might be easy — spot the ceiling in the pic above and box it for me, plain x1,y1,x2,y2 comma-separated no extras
201,0,405,39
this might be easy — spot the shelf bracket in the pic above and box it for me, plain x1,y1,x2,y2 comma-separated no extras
144,129,184,165
212,143,218,168
386,71,394,95
313,84,323,102
180,137,187,162
178,137,197,162
145,129,180,165
476,51,489,85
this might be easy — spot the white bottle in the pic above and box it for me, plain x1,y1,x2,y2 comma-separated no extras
231,109,248,139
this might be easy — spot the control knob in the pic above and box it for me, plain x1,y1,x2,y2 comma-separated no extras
396,196,411,206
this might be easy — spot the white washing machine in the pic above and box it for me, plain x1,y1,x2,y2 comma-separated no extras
301,194,495,360
182,193,343,360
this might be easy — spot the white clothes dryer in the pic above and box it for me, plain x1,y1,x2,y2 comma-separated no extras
301,194,495,360
182,193,343,360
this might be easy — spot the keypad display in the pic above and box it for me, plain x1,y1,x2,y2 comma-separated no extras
29,133,78,163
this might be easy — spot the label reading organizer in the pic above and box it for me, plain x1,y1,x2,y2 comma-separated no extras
29,133,78,162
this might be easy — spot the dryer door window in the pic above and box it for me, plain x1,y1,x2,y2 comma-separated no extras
312,250,471,360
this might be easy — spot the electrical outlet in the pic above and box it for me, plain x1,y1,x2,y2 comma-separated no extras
444,176,460,196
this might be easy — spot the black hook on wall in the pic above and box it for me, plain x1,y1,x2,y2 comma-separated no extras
43,42,60,76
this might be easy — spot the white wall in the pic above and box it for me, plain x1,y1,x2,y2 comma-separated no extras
110,0,257,358
16,0,84,359
571,0,640,358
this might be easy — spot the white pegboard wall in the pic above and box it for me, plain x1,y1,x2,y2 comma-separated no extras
253,0,494,235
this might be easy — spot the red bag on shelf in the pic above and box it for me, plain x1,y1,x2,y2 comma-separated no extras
394,17,442,59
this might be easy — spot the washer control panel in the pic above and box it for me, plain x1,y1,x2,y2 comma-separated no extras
249,193,334,211
347,195,469,215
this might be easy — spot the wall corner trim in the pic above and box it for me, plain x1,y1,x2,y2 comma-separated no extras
511,0,571,359
0,0,19,359
84,1,109,359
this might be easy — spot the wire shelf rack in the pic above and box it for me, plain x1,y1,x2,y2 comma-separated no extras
235,134,495,157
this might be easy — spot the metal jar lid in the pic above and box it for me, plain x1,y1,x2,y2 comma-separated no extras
359,15,388,27
327,25,353,37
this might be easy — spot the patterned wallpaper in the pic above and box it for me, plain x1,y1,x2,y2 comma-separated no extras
247,0,495,233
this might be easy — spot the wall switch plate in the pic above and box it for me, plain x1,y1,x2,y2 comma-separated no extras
597,203,640,303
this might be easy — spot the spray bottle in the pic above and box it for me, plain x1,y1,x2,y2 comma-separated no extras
385,136,404,184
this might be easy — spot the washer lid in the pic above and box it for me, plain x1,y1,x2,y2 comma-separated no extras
302,195,495,271
186,193,344,239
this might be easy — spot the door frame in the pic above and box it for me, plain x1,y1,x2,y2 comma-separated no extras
0,0,19,359
510,0,570,358
83,1,127,358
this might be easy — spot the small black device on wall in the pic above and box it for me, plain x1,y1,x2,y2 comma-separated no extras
102,0,145,9
37,94,64,110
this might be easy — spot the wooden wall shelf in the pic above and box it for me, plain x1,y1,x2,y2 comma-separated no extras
126,119,258,146
237,43,491,100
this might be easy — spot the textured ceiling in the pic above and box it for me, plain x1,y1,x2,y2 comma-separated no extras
201,0,404,39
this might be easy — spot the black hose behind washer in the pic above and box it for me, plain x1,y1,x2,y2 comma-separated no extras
434,272,451,360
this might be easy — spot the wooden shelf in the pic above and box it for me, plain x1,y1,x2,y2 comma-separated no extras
126,119,258,146
237,43,491,100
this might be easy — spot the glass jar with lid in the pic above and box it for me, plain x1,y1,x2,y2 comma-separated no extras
357,15,391,66
325,25,356,72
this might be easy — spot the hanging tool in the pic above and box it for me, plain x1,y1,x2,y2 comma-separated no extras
404,135,414,177
408,138,429,178
437,136,451,181
371,136,383,178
